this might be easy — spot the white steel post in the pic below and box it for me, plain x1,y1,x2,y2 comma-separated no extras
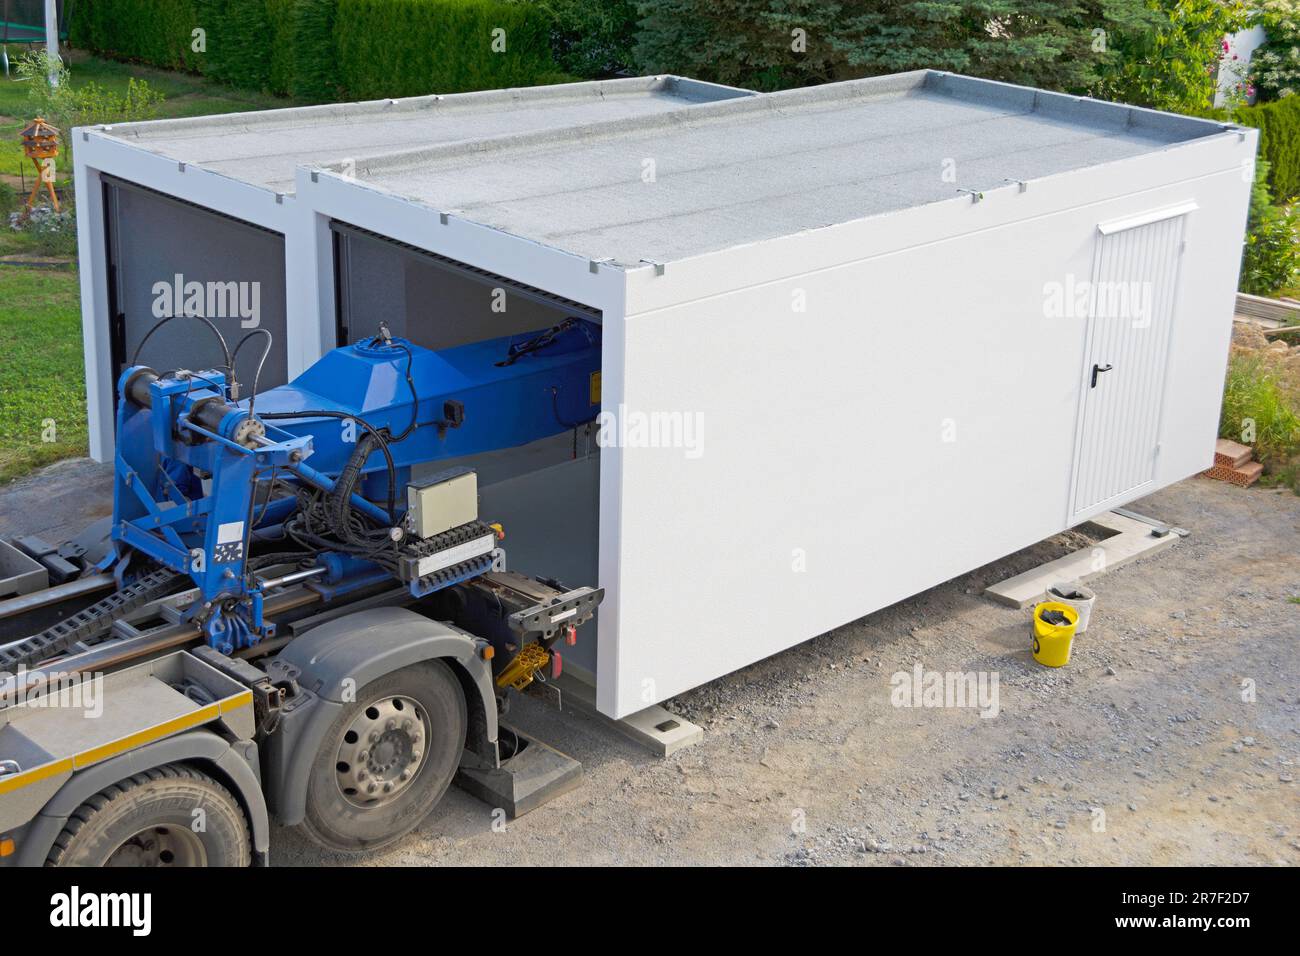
45,0,60,86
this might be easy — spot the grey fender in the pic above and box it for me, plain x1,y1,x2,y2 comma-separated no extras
264,605,498,827
14,729,269,867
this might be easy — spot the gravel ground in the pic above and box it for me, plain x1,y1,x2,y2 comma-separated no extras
3,462,1297,865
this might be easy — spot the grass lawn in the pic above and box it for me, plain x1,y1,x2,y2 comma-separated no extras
0,265,86,482
0,222,54,257
0,49,294,187
0,51,295,482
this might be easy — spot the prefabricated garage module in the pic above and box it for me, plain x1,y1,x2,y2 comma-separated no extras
73,70,1255,719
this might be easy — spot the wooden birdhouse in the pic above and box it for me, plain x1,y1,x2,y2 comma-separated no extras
20,117,61,212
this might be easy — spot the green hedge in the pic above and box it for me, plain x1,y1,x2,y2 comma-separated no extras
70,0,563,102
1236,95,1300,203
198,0,338,99
288,0,340,101
334,0,558,99
267,0,297,96
193,0,274,92
69,0,203,72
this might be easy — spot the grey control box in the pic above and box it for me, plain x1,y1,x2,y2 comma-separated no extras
407,467,478,538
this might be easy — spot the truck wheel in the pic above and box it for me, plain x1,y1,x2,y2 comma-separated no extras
300,659,466,853
46,764,251,867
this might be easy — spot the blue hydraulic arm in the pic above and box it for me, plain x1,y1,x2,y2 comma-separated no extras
110,318,601,652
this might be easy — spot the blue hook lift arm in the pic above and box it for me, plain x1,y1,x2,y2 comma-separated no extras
109,318,602,653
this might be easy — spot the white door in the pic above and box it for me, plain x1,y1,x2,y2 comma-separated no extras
1068,204,1193,521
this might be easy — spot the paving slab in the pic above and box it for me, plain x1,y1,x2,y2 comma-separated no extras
985,511,1178,609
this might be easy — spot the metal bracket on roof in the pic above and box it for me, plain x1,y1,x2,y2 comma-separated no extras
1003,178,1028,193
439,213,450,225
177,162,186,173
275,193,284,205
956,187,983,203
589,258,615,274
640,258,666,276
310,170,320,183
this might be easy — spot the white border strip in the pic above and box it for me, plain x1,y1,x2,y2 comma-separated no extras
1098,200,1198,235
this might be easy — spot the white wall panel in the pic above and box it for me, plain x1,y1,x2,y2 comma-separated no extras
603,170,1251,717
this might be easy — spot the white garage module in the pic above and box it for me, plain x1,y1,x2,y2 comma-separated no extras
73,75,753,453
74,70,1255,718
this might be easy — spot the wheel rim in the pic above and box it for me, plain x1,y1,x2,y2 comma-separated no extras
334,694,431,810
105,824,207,867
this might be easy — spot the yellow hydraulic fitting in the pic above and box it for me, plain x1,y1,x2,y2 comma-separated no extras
495,643,550,691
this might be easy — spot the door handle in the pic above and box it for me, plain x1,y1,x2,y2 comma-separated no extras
1091,363,1114,388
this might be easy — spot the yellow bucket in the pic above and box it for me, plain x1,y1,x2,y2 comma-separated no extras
1032,601,1079,667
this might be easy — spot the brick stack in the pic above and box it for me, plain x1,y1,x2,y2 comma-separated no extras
1202,438,1264,487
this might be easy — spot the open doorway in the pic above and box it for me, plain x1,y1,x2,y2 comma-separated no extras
102,177,288,409
331,221,604,680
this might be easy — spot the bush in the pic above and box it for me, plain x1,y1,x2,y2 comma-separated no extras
1235,87,1300,202
335,0,559,98
16,52,166,165
1221,351,1300,488
631,0,1252,99
536,0,637,78
1252,0,1300,100
1240,160,1300,295
8,205,80,257
633,0,851,90
69,0,203,72
1090,0,1251,114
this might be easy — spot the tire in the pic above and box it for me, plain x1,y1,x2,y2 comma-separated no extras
46,764,251,867
299,659,466,853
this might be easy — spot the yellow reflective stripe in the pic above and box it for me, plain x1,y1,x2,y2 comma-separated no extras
219,690,253,714
73,703,221,768
0,757,74,796
0,690,252,794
